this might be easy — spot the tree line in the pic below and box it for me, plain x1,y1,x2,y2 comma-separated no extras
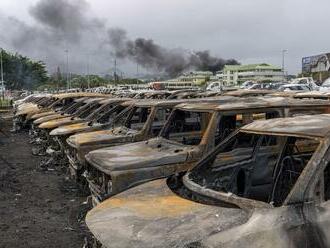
1,49,145,91
1,49,48,90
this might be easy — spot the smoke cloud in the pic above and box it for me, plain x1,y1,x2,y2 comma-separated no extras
0,0,239,77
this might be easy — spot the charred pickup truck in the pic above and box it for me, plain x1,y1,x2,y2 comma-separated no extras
65,98,227,182
86,114,330,248
84,97,330,205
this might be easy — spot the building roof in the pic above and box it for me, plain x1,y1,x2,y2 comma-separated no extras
223,63,281,72
241,114,330,138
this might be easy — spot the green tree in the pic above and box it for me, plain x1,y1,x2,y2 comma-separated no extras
1,50,48,90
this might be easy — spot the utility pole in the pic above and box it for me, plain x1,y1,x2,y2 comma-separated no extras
87,54,90,89
0,48,4,100
282,49,288,80
114,58,117,84
136,63,139,84
65,49,69,90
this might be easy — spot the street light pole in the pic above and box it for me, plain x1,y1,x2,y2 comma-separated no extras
282,49,287,80
136,63,139,84
0,48,4,99
65,49,69,90
87,53,90,89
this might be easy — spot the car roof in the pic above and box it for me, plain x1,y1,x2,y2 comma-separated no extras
176,96,330,112
294,91,330,99
223,89,275,97
282,84,306,87
52,92,109,99
83,97,107,103
132,99,208,108
99,98,131,104
241,114,330,139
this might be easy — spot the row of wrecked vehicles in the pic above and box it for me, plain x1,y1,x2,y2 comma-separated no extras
13,89,330,247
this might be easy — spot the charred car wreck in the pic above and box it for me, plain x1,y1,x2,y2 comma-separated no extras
84,97,330,205
65,98,226,183
86,114,330,248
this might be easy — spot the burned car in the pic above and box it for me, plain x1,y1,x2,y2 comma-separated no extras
65,98,216,182
30,97,110,157
37,97,109,131
84,97,330,205
223,89,276,97
47,98,132,166
86,114,330,248
49,98,131,139
13,92,107,131
32,97,90,125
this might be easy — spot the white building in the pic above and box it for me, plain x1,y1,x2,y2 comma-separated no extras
217,63,284,86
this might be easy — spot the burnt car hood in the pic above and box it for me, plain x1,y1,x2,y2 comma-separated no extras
67,126,138,148
38,116,83,129
86,179,248,248
33,113,68,124
31,110,55,120
85,137,193,173
49,122,103,136
15,104,40,117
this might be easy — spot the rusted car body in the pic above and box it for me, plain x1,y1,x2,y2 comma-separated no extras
294,91,330,100
30,97,111,156
49,98,131,138
223,89,275,97
65,98,223,181
32,97,89,125
47,98,132,166
84,97,330,205
37,97,108,131
13,96,56,130
86,114,330,248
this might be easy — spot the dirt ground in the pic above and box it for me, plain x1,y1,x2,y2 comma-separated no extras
0,113,89,248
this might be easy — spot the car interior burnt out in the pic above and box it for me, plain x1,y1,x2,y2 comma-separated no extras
188,131,321,207
214,111,280,145
113,105,172,135
90,104,126,126
161,109,212,145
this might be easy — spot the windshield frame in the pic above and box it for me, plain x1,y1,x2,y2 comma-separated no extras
183,130,323,209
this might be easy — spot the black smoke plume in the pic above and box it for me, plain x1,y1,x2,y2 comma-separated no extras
0,0,239,77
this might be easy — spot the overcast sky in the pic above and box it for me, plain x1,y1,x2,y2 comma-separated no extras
0,0,329,76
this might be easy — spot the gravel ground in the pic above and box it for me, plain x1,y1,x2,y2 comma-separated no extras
0,113,89,248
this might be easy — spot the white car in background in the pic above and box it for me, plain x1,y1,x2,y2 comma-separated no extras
240,81,255,89
278,83,311,92
290,77,319,90
319,78,330,92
